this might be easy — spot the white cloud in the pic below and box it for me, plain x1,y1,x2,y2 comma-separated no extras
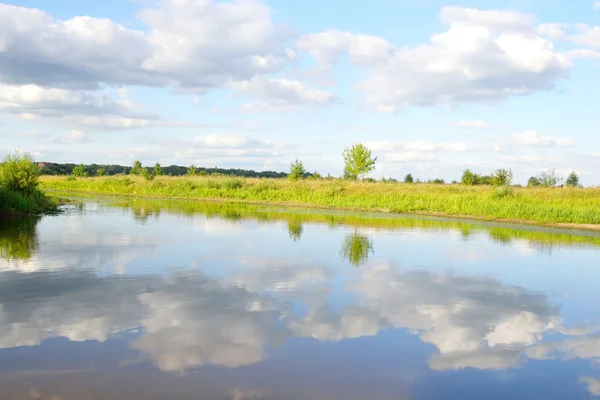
513,131,575,147
298,7,571,111
538,23,600,49
170,133,295,166
454,120,492,129
232,76,336,112
580,377,600,396
0,84,160,130
0,1,293,91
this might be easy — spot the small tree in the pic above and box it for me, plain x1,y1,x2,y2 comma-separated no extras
288,159,306,181
527,176,542,187
343,143,377,181
153,162,162,177
404,173,414,183
566,171,580,187
131,160,144,176
538,168,562,187
492,168,513,187
187,165,197,176
96,168,106,177
72,164,88,177
461,169,477,185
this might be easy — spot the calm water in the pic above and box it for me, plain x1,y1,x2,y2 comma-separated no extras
1,199,600,399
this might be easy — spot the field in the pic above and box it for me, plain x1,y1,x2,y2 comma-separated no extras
39,175,600,228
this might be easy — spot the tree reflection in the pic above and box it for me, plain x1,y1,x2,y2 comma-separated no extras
340,228,374,267
288,219,303,242
0,216,40,261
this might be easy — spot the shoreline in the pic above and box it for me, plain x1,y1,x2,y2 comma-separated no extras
43,189,600,233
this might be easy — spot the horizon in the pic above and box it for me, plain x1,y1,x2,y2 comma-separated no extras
1,0,600,184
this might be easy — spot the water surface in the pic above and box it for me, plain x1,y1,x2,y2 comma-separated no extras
1,199,600,399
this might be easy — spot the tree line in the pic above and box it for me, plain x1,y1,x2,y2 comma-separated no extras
42,162,287,179
42,142,582,187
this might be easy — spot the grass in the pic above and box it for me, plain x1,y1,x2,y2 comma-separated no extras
0,153,59,215
39,175,600,227
0,188,59,215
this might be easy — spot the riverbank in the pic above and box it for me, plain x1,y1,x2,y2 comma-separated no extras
39,175,600,229
0,188,59,215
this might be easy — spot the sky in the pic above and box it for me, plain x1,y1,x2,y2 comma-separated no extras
0,0,599,185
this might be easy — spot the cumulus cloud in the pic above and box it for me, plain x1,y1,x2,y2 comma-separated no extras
580,376,600,396
232,76,336,112
0,1,293,91
298,7,571,111
0,84,161,130
513,131,575,147
538,23,600,49
454,120,492,129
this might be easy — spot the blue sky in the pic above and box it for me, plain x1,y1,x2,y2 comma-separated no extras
0,0,599,184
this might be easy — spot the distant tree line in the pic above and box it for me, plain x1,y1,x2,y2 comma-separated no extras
40,162,287,179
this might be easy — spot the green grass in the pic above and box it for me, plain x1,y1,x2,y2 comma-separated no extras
39,175,600,227
0,187,58,215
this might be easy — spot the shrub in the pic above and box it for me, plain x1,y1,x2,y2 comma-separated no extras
537,168,562,187
404,174,414,183
492,168,513,187
566,171,580,187
461,169,478,185
187,165,197,176
527,177,541,187
492,186,516,200
73,164,88,177
0,153,40,193
223,178,244,190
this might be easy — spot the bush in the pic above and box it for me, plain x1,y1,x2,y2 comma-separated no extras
404,174,414,183
527,177,541,187
222,178,244,190
0,153,40,193
492,186,516,200
537,168,563,187
461,169,477,185
566,171,580,187
492,169,513,187
73,164,88,177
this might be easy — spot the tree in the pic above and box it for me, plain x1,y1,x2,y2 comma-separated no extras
404,173,414,183
72,164,88,177
492,168,513,186
343,143,377,181
96,168,106,177
538,168,562,187
528,176,542,187
288,159,306,181
461,169,478,185
153,162,162,177
187,165,197,176
566,171,580,187
131,160,144,176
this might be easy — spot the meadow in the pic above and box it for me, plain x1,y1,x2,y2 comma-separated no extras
40,175,600,228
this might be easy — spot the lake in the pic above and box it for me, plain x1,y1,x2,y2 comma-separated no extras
1,198,600,399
